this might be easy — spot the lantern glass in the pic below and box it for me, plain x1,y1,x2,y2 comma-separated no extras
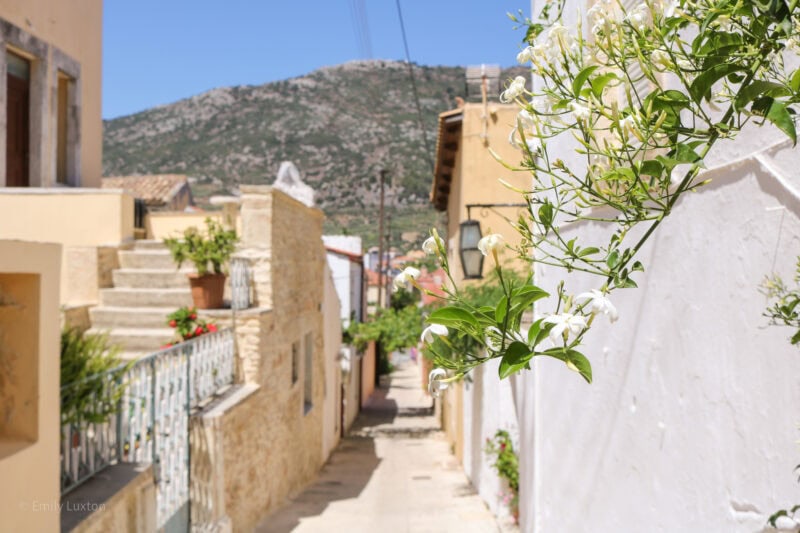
460,249,484,279
459,219,484,279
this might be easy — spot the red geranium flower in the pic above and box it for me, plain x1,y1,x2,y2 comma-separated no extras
190,313,197,320
169,319,177,328
207,323,218,333
195,326,204,336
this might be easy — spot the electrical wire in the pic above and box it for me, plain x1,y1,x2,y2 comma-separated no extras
349,0,373,59
394,0,435,174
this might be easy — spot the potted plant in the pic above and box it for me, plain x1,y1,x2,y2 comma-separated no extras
161,307,219,348
164,218,238,309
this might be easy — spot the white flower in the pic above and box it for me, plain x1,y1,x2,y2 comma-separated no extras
653,0,676,18
422,235,439,255
587,4,616,36
428,368,449,398
421,324,448,344
569,102,591,122
516,46,535,64
508,126,542,155
542,313,588,343
393,266,420,291
576,289,619,323
627,3,651,30
500,76,527,103
651,50,672,71
477,233,503,256
547,23,575,51
618,115,639,140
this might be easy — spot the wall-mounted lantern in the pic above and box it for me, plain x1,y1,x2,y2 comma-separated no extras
458,218,484,280
458,203,529,280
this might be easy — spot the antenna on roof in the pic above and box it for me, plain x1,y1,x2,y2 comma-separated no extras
465,64,501,102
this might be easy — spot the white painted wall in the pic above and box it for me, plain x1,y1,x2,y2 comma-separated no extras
463,358,520,523
323,235,364,327
322,263,342,462
514,142,800,532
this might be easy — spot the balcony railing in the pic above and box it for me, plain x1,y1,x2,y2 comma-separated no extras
60,328,235,495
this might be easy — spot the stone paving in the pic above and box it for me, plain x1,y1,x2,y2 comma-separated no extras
255,357,503,533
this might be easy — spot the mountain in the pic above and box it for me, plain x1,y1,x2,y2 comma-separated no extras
103,60,525,246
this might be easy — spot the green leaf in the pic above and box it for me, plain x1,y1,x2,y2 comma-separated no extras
672,143,703,164
607,250,621,269
541,347,593,383
591,72,618,99
499,341,534,379
791,329,800,345
631,261,645,272
689,64,743,103
538,202,554,228
577,247,600,257
790,68,800,93
639,160,664,178
428,307,480,329
509,285,549,320
572,65,599,98
752,97,797,145
734,80,789,111
495,296,509,325
527,318,555,348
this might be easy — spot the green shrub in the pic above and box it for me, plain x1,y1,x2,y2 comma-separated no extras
60,328,129,426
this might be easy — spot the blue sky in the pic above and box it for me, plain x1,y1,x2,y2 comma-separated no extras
102,0,532,119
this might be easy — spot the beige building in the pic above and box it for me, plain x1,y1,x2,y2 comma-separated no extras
0,0,103,188
0,240,62,533
430,102,526,460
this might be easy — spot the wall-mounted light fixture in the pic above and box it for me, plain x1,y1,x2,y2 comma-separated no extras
458,203,528,280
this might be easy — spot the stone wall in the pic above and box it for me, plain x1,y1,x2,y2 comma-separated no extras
192,187,329,532
66,465,156,533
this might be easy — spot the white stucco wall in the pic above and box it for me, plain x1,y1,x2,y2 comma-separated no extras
463,359,520,522
323,235,364,327
514,142,800,532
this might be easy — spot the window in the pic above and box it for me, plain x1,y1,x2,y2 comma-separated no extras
303,332,313,414
291,341,300,384
6,51,30,187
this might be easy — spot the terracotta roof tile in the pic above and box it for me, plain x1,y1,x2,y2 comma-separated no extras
102,174,188,206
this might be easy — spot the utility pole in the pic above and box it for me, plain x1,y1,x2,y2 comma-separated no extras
385,213,393,309
377,169,387,310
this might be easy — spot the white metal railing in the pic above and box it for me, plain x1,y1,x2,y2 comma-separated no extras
230,257,251,310
60,328,235,527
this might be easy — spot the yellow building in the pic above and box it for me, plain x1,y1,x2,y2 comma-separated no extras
430,101,527,460
0,0,103,188
0,240,62,532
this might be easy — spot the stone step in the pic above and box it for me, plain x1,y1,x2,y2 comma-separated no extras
118,250,177,270
86,327,175,353
112,269,194,289
133,239,167,251
90,306,176,330
100,288,193,308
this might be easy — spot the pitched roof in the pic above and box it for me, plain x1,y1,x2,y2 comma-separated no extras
101,174,189,206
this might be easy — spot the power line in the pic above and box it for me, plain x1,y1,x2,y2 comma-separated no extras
349,0,373,59
394,0,435,174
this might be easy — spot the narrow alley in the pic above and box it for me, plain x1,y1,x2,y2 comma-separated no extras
256,357,505,533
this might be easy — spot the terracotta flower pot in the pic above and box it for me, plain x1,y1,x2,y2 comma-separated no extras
188,273,226,309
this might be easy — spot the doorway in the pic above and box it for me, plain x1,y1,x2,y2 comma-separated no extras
6,51,30,187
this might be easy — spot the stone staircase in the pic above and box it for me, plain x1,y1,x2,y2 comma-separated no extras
88,240,194,358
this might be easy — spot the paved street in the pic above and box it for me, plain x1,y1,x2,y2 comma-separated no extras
256,358,503,533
